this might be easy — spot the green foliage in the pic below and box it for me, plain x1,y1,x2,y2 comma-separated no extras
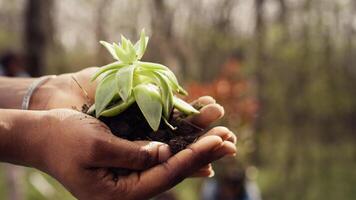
92,30,199,131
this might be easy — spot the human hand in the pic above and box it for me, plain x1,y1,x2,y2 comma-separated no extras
29,67,234,173
30,67,98,110
30,67,234,177
39,109,236,200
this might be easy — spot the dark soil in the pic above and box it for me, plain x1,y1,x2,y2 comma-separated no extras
97,103,203,154
83,103,204,176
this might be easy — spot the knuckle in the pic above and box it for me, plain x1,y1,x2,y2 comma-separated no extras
115,179,131,198
164,148,198,187
162,161,186,187
86,136,107,162
187,146,210,165
135,147,154,168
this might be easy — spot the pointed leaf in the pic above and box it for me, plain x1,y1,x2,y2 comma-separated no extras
153,71,174,118
134,29,149,59
95,73,117,117
120,35,129,50
173,96,199,115
116,65,135,102
127,40,137,61
100,41,119,60
113,43,130,63
158,70,188,95
134,84,162,131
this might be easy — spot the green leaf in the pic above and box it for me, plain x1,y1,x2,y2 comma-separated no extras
153,71,174,118
100,41,119,60
134,29,149,59
136,61,188,95
116,65,135,102
95,73,117,117
173,96,199,115
158,70,188,95
133,73,154,86
100,97,135,117
127,40,137,62
134,84,162,131
121,35,129,50
91,61,125,81
113,43,130,63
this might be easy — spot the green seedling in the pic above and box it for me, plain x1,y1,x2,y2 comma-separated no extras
91,29,199,131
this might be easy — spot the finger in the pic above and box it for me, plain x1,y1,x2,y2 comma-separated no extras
190,164,214,177
126,128,237,199
190,168,214,178
187,104,225,128
197,126,237,144
190,96,216,106
133,141,172,163
90,135,171,170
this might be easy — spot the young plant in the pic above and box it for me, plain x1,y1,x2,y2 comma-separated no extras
91,30,199,131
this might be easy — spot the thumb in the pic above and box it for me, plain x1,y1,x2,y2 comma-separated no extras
126,127,236,199
89,135,171,170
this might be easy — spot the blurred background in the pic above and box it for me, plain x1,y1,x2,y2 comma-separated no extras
0,0,356,199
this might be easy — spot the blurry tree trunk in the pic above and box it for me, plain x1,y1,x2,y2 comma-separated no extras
96,0,112,64
24,0,54,77
277,0,289,42
150,0,173,61
200,0,235,82
345,1,356,74
150,0,187,77
253,0,266,165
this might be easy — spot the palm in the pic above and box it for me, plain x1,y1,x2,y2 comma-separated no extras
32,67,98,110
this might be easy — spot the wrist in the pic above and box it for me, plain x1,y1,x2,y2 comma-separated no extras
0,77,36,109
28,76,59,110
0,109,50,169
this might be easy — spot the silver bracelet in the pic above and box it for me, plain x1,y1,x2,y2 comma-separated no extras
21,75,57,110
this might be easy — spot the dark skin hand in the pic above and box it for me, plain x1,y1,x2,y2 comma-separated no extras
0,67,237,199
30,67,235,177
0,107,236,200
41,109,236,200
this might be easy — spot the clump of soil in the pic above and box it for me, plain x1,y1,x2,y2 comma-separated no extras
96,103,204,154
83,103,204,176
82,102,204,177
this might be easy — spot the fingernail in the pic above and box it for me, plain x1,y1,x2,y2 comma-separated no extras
208,170,215,178
158,144,171,163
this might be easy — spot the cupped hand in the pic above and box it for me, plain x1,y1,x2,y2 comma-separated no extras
31,67,236,177
40,109,236,200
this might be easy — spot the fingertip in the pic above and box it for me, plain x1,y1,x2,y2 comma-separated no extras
212,141,237,158
191,135,224,152
189,104,225,128
197,96,216,105
190,96,216,107
142,141,172,163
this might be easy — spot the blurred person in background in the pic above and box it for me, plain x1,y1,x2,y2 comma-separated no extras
201,160,262,200
0,52,29,77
